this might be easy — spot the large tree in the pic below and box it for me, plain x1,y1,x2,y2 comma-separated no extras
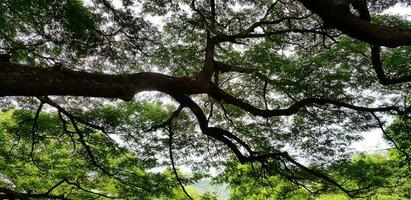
0,0,410,198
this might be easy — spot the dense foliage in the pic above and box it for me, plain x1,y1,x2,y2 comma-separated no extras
0,108,218,199
0,0,410,199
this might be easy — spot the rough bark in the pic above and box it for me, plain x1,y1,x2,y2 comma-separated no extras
0,62,206,100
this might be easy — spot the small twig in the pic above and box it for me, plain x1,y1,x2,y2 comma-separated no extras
46,179,67,195
371,113,410,165
168,127,194,200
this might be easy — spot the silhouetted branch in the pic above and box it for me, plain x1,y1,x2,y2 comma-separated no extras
30,101,44,168
370,45,411,85
0,187,67,200
168,128,194,200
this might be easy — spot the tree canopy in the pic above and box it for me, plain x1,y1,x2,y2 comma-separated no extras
0,0,410,199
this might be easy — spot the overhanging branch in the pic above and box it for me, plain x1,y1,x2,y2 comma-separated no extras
297,0,411,47
0,62,206,100
0,187,67,200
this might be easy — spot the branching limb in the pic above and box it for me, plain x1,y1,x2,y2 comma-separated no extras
244,14,314,34
170,93,397,198
262,1,280,20
209,85,406,117
350,0,411,85
67,115,151,193
36,97,150,193
37,96,107,132
279,153,354,197
58,111,78,152
191,0,215,35
146,103,193,199
30,101,44,168
145,105,184,132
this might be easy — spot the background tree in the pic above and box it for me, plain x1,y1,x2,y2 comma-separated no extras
217,117,411,199
218,149,411,200
0,0,410,198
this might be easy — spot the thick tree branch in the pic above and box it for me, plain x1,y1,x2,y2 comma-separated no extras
0,187,67,200
0,60,401,197
0,62,206,100
2,62,404,120
297,0,411,47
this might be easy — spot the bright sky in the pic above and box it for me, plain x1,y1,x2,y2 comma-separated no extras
383,3,411,19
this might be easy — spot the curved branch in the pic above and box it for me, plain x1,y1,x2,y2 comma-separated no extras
244,14,314,33
208,85,404,117
170,94,357,197
371,45,411,85
297,0,411,47
170,94,250,161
